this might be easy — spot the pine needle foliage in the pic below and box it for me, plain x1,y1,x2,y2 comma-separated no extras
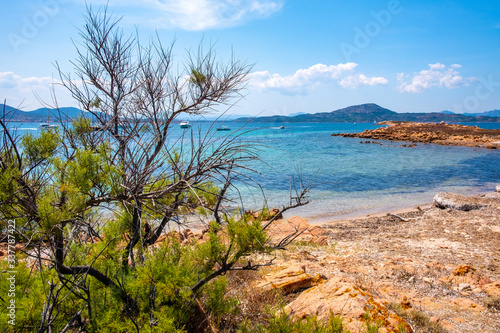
0,5,313,332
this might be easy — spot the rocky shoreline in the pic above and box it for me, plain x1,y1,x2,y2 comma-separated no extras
332,122,500,149
241,189,500,332
4,189,499,332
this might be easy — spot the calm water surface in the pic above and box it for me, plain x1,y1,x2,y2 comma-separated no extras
7,121,500,223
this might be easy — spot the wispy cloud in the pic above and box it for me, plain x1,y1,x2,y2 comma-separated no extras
397,63,471,93
250,63,388,95
92,0,284,30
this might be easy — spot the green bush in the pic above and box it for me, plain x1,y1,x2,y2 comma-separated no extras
238,309,347,333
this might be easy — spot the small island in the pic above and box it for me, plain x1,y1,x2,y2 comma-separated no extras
332,122,500,149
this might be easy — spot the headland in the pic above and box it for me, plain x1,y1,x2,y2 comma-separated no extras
332,122,500,149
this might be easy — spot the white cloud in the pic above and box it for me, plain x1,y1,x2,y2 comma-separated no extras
0,72,73,110
250,63,389,95
339,74,389,89
0,72,52,90
98,0,284,30
397,63,471,93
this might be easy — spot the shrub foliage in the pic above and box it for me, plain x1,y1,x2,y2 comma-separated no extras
0,6,311,332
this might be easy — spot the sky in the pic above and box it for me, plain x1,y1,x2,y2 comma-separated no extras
1,0,500,116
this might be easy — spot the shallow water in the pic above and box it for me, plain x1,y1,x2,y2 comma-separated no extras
222,122,500,223
7,121,500,223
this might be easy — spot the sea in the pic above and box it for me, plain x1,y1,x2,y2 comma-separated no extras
6,121,500,224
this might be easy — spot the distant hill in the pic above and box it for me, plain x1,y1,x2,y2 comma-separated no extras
1,104,96,122
178,113,255,122
464,109,500,117
1,104,250,123
288,112,308,117
235,103,500,123
3,103,499,123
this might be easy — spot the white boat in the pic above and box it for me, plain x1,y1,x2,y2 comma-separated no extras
39,123,58,129
179,121,190,129
39,110,58,129
279,125,285,129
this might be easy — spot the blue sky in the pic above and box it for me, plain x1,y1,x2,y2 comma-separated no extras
1,0,500,116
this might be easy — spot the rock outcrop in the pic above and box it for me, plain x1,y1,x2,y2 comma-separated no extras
284,276,411,332
266,216,330,246
332,122,500,149
483,282,500,297
257,264,326,294
433,192,487,211
440,265,492,289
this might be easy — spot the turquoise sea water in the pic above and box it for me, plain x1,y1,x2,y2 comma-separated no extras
6,121,500,224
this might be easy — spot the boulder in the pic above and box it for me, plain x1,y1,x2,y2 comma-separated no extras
245,207,283,221
284,276,410,332
440,265,492,288
483,282,500,297
453,297,485,312
257,264,326,295
266,216,329,246
433,192,485,211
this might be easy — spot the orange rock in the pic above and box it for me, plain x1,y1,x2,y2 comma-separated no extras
453,297,485,312
454,265,475,275
401,296,412,310
287,216,310,231
309,225,327,237
257,264,326,295
483,281,500,297
284,276,411,332
440,265,492,288
267,216,330,246
307,236,328,246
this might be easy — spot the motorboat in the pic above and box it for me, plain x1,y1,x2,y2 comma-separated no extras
39,111,58,129
39,123,58,129
216,126,230,131
179,121,191,128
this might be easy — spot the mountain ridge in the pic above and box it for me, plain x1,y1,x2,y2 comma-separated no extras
2,103,499,123
235,103,500,123
1,104,93,122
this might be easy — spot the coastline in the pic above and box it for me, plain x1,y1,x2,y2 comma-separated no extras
261,187,500,332
285,180,500,226
318,203,434,224
332,122,500,149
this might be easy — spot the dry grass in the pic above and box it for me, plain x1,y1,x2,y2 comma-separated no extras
386,303,447,333
484,296,500,312
218,268,283,332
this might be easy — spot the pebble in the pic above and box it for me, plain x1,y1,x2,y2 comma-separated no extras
422,277,433,284
458,283,472,292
